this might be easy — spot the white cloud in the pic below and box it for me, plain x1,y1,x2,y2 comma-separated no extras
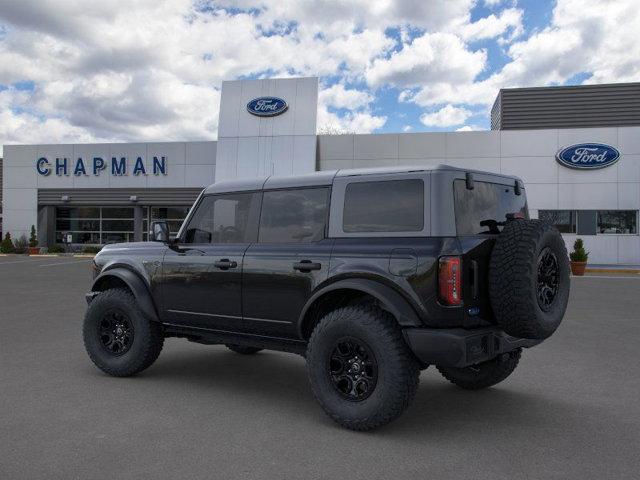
459,8,523,42
420,105,472,127
319,84,373,110
484,0,507,7
456,125,484,131
366,32,486,88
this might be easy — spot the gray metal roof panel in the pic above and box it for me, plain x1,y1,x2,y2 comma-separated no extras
263,170,337,189
203,176,268,194
202,165,522,194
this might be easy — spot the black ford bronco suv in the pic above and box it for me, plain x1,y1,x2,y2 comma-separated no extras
84,165,570,430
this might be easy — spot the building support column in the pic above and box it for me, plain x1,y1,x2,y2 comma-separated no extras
37,206,56,247
133,206,144,242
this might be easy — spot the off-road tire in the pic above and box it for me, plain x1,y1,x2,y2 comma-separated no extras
83,288,164,377
306,305,420,431
489,219,570,340
226,344,262,355
437,348,521,390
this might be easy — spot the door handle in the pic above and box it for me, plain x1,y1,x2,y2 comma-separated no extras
214,259,238,270
293,260,321,272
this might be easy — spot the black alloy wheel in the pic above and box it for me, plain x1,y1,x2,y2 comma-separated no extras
98,310,134,356
537,247,559,311
329,337,378,401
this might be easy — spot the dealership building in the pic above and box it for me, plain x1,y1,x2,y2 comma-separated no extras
1,78,639,264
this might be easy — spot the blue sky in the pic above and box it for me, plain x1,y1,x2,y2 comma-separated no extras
0,0,637,149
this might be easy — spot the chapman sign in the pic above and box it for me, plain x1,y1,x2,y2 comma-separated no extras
556,143,620,170
36,156,168,177
246,97,288,117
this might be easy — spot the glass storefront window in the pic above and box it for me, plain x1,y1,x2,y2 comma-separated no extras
55,206,135,245
143,206,190,241
539,210,577,233
597,210,638,234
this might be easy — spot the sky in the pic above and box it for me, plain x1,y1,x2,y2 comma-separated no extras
0,0,638,154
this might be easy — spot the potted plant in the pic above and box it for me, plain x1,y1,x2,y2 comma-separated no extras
28,225,40,255
1,232,15,253
569,238,589,276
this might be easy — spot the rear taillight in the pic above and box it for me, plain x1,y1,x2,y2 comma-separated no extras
438,256,462,306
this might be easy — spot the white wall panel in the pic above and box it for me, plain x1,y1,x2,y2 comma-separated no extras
293,136,317,175
236,137,260,178
618,127,640,155
617,182,640,209
558,128,618,149
446,131,500,158
525,184,558,209
3,166,36,189
293,78,319,136
501,157,559,184
217,81,242,138
318,135,354,160
185,141,216,165
398,133,446,159
354,134,398,160
184,164,216,188
558,183,619,209
4,145,38,167
445,157,501,172
618,236,640,264
500,129,558,157
617,154,640,183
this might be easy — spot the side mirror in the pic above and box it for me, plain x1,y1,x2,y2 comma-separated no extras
151,221,170,243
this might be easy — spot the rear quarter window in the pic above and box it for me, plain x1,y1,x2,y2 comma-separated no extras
343,179,424,233
454,179,528,235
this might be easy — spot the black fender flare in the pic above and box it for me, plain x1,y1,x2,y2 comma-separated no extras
297,278,422,337
91,268,159,322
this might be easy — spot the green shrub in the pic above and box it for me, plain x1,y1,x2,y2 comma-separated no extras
13,235,29,254
1,233,15,253
569,238,589,262
82,246,102,254
47,244,66,254
29,225,38,248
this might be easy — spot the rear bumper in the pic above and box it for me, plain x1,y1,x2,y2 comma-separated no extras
403,326,541,368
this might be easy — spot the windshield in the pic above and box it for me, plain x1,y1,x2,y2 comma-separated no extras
454,179,528,235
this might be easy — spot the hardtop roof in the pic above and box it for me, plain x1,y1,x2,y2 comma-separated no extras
202,164,521,194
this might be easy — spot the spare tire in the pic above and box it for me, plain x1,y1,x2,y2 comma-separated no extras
489,219,570,340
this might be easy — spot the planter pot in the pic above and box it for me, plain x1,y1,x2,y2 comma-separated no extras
570,261,587,276
28,246,40,255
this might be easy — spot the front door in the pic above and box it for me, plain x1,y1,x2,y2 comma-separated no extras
242,187,333,338
160,191,261,331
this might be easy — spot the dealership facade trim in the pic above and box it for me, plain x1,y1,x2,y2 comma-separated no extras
2,78,639,264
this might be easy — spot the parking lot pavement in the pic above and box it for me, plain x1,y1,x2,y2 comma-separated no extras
1,256,639,480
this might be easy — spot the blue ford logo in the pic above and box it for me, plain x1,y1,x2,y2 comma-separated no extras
247,97,288,117
556,143,620,170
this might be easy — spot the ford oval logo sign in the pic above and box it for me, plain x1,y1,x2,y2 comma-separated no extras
556,143,620,170
246,97,288,117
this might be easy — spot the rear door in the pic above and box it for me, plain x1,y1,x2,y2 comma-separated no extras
242,187,333,338
160,192,261,331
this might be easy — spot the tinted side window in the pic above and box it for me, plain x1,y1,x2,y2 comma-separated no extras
454,180,528,235
183,193,259,244
259,188,329,243
343,179,424,232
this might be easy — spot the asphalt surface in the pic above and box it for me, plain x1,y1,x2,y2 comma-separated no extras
1,255,639,480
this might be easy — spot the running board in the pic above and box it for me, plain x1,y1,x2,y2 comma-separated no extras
162,323,308,356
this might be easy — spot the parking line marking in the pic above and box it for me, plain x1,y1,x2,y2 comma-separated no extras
0,258,54,265
574,275,640,279
38,259,92,267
